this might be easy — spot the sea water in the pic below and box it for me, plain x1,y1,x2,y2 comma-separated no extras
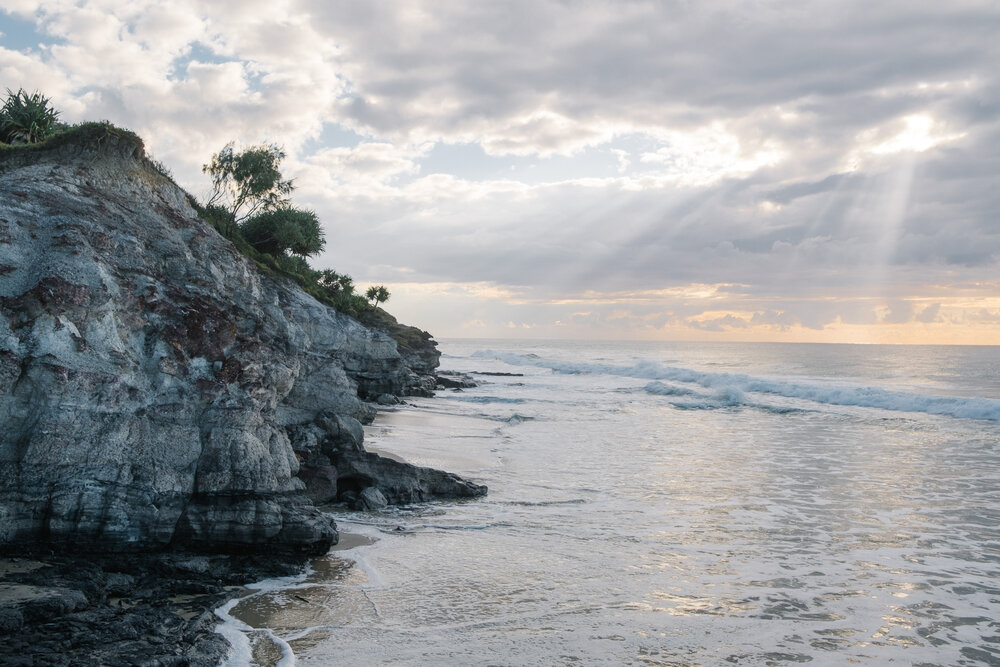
220,340,1000,665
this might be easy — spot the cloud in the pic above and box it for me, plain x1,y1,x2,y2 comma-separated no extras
687,313,753,332
915,302,942,323
303,142,431,185
750,309,805,331
637,123,786,186
3,0,998,342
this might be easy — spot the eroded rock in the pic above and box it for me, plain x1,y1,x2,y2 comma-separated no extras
358,486,389,511
334,449,488,505
0,127,485,557
0,552,305,665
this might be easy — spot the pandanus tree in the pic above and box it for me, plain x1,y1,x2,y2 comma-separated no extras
366,285,390,308
318,270,355,297
0,88,60,144
240,206,325,257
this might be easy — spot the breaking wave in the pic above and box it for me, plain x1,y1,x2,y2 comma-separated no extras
472,350,1000,421
642,382,697,397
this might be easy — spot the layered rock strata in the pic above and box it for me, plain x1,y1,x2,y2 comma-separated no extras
357,306,440,395
0,126,485,557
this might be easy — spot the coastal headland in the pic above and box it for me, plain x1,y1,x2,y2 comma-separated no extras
0,124,485,664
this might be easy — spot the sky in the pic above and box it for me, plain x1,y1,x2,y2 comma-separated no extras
2,1,998,344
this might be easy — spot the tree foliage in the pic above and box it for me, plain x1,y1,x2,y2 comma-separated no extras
315,270,370,314
203,142,293,223
0,88,61,144
240,206,325,257
199,141,392,317
318,270,355,297
366,285,390,307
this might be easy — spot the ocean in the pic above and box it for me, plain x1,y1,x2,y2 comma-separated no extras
218,340,1000,666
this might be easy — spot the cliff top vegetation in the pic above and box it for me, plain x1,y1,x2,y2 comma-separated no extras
0,88,392,319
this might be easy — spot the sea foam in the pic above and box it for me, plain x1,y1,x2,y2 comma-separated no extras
472,349,1000,421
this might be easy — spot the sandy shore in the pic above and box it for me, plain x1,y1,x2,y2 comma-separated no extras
329,531,377,551
219,530,377,666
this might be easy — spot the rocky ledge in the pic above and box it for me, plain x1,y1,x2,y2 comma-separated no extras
0,124,486,559
0,553,305,666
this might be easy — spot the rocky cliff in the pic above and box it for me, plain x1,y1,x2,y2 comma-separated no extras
356,306,440,396
0,125,485,556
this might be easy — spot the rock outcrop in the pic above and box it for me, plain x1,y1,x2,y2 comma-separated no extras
0,125,485,557
334,449,487,505
357,306,441,396
0,552,306,665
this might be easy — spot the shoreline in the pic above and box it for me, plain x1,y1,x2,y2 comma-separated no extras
0,529,383,667
217,530,378,666
0,398,483,665
0,552,309,666
0,398,483,666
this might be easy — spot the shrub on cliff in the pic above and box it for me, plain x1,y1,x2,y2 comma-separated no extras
0,88,61,144
241,206,325,258
199,141,388,317
275,253,318,279
319,270,355,298
317,270,371,314
199,203,237,237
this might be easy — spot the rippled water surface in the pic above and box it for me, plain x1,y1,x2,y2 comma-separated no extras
221,341,1000,666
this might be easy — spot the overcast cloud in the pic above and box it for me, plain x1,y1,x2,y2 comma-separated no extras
2,0,998,342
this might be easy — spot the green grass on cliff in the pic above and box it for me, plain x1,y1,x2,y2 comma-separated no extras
0,121,177,186
0,121,141,154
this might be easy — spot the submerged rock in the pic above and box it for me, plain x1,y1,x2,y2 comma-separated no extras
437,370,477,389
0,126,485,557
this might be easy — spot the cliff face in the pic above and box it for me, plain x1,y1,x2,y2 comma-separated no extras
356,306,440,392
0,128,484,555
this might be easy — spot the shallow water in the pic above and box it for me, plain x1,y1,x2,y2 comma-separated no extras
220,340,1000,665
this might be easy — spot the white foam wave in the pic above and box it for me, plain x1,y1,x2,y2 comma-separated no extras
656,386,746,411
473,350,1000,421
643,382,696,397
216,572,304,667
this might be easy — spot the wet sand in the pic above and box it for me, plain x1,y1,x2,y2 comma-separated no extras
221,531,379,666
329,531,377,551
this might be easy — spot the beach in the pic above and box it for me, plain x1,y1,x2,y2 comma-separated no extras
216,339,1000,665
